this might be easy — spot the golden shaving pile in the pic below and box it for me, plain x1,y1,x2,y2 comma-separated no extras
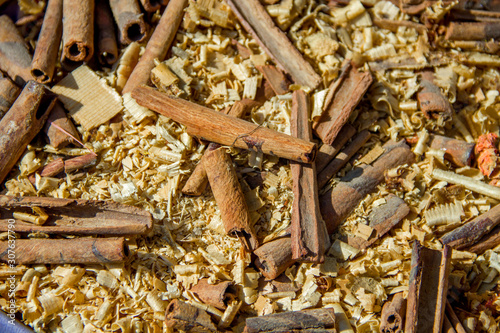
1,0,500,332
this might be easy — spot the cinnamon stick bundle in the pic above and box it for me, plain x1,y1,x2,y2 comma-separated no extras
61,0,95,66
0,81,57,185
189,279,236,310
203,146,259,251
445,22,500,41
244,308,336,333
140,0,170,12
313,65,373,145
109,0,147,45
226,0,321,89
315,123,356,173
132,87,317,163
43,101,81,149
417,70,453,120
380,292,407,333
0,237,128,264
0,15,33,86
255,65,290,96
405,241,451,333
0,74,20,119
31,0,63,83
428,135,475,167
254,235,295,280
0,195,153,235
95,0,118,65
123,0,188,93
165,299,217,332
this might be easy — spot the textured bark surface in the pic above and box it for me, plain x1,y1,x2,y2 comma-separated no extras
466,225,500,254
244,308,336,333
254,235,295,280
165,299,217,332
0,75,20,119
61,0,95,64
190,279,236,310
445,301,467,333
95,0,118,65
315,124,356,173
380,292,407,333
109,0,147,45
256,65,290,95
417,70,453,120
445,22,500,41
43,101,81,149
428,134,475,167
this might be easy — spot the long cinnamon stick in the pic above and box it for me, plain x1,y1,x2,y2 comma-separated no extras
466,225,500,254
380,292,407,333
313,65,373,145
405,241,451,333
417,70,453,120
203,146,258,251
428,135,475,167
317,129,371,189
445,301,467,333
315,123,356,173
165,299,217,332
43,101,81,149
132,87,317,163
244,308,336,333
31,0,63,83
0,195,153,235
445,22,500,41
61,0,95,66
0,74,20,119
109,0,147,45
28,158,64,182
95,0,118,65
122,0,188,93
226,0,321,89
320,140,414,234
254,235,295,280
0,15,33,86
290,90,328,263
190,279,236,310
0,237,128,264
0,81,57,185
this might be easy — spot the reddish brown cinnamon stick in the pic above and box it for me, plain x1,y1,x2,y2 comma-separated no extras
317,129,371,189
31,0,63,83
226,0,321,89
405,241,451,333
373,18,426,34
313,65,373,145
445,301,467,333
244,308,336,333
0,81,57,185
255,65,290,96
123,0,188,93
445,22,500,41
64,153,97,172
190,279,236,310
0,74,20,119
428,135,475,167
254,235,295,280
450,8,500,22
0,237,128,264
315,123,356,173
417,70,453,120
466,225,500,254
140,0,169,12
61,0,95,66
109,0,147,45
380,292,407,333
165,299,217,332
290,90,328,263
43,101,81,149
132,87,317,163
95,0,118,65
28,158,65,182
0,15,33,86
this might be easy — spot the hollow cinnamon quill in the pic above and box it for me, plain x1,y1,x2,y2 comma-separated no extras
61,0,95,66
380,292,407,333
254,235,295,280
132,86,317,163
95,0,118,65
0,74,20,119
140,0,169,12
109,0,147,45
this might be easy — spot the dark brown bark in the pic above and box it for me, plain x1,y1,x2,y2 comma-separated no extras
428,135,475,167
256,65,290,96
61,0,95,66
417,70,453,120
254,235,295,280
95,0,118,65
43,101,81,149
315,124,356,173
64,153,97,172
109,0,147,45
244,308,336,333
190,279,236,310
0,74,20,119
165,299,217,332
380,292,407,333
445,22,500,41
466,225,500,254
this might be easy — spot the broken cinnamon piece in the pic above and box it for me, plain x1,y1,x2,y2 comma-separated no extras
348,194,410,250
445,301,467,333
405,241,451,333
466,225,500,254
316,124,357,174
0,237,128,264
254,235,295,280
373,18,426,34
317,129,371,189
243,308,336,333
255,65,290,96
165,299,217,332
27,158,65,183
417,70,453,120
323,60,352,113
447,40,500,55
0,74,20,119
122,0,188,93
0,81,57,185
190,279,236,310
140,0,169,12
320,140,414,234
61,0,95,66
203,146,259,251
0,195,153,235
313,65,373,145
226,0,321,89
380,292,407,333
428,134,475,167
43,101,81,149
0,15,33,86
445,22,500,41
132,86,317,163
109,0,147,45
31,0,63,83
290,90,328,263
95,0,119,65
64,153,97,173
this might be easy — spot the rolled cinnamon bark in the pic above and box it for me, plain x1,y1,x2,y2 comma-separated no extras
254,235,295,280
0,15,33,86
165,299,217,332
255,65,290,96
0,81,57,185
428,135,475,167
0,237,128,264
445,22,500,41
139,0,169,12
109,0,147,45
190,279,236,310
61,0,95,66
244,308,336,333
64,153,97,172
380,292,407,333
417,70,453,120
28,158,65,183
43,101,81,149
123,0,188,93
466,225,500,254
0,74,20,119
95,0,118,65
315,123,356,173
31,0,63,83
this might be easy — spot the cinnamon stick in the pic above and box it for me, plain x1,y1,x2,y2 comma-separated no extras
0,15,33,86
0,195,153,235
122,0,188,93
165,299,217,332
380,292,407,333
348,194,410,250
64,153,97,172
450,8,500,22
405,241,451,333
190,279,236,310
95,0,118,65
28,158,65,182
466,225,500,254
109,0,147,45
203,146,259,251
244,308,336,333
43,101,81,149
255,65,290,96
313,65,373,145
317,130,371,189
0,237,128,264
0,74,20,119
445,301,467,333
428,135,475,167
290,90,328,263
443,315,457,333
132,87,317,163
254,235,295,280
447,40,500,55
0,81,57,185
226,0,321,89
417,70,453,120
140,0,170,12
373,18,426,34
31,0,63,84
440,203,500,250
445,22,500,41
315,123,356,173
61,0,95,67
